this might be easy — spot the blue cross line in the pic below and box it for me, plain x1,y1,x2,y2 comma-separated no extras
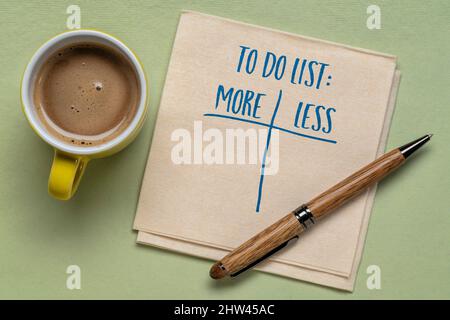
202,114,337,144
255,89,283,212
203,90,337,212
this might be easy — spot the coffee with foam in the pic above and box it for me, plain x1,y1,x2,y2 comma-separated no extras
33,43,140,146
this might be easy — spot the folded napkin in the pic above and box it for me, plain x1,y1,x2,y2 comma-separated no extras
133,11,400,291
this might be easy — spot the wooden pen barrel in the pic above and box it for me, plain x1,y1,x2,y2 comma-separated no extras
210,149,406,279
211,213,304,278
307,149,405,218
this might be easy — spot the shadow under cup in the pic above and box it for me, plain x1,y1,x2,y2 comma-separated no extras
21,30,147,199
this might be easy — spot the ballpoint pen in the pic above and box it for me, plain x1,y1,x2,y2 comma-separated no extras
210,134,432,279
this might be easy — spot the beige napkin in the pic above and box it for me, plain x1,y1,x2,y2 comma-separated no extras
134,11,400,291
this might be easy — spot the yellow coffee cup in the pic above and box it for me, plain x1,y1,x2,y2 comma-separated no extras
21,30,148,200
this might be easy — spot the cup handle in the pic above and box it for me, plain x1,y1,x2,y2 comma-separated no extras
48,150,88,200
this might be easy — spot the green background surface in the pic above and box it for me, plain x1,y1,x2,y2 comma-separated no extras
0,0,449,299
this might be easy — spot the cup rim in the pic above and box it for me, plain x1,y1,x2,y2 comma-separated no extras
21,29,148,156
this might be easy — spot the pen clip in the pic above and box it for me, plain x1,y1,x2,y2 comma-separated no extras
230,236,299,277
